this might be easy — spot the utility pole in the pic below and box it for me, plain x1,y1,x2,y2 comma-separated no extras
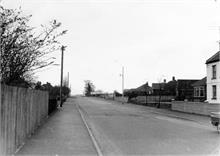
67,72,69,88
145,82,148,105
60,45,65,107
218,26,220,51
122,66,124,98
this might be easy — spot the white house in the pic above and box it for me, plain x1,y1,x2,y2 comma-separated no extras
206,51,220,104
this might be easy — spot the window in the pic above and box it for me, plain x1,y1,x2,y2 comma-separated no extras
196,87,200,97
212,85,217,99
194,87,205,97
212,65,217,79
200,87,205,97
194,88,198,97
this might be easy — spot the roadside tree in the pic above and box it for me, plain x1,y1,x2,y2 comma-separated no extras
84,80,95,96
0,6,67,87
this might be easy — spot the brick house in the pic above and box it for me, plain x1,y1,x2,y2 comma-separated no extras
152,79,167,95
124,82,153,97
152,77,199,101
192,77,206,102
175,79,199,101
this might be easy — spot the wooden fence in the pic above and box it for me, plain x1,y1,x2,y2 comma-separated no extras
0,85,49,155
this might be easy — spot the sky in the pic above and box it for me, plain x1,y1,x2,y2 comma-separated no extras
1,0,220,94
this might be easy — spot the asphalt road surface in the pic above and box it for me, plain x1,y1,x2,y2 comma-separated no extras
76,97,220,156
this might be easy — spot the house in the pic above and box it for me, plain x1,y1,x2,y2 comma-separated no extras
206,51,220,104
175,79,199,101
150,77,200,101
124,82,153,98
192,77,206,102
163,76,177,96
152,79,167,95
135,82,153,95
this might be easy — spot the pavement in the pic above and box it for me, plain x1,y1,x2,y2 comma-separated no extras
16,97,97,156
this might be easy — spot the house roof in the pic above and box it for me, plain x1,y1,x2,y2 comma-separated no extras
135,83,152,92
152,83,166,90
192,77,206,87
124,83,152,93
206,51,220,64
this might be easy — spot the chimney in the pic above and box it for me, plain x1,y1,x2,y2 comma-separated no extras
172,76,175,81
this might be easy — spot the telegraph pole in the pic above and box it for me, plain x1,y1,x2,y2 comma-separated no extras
60,45,65,107
67,72,69,88
218,26,220,51
122,66,124,98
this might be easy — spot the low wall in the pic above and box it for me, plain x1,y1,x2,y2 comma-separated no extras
0,85,49,155
171,101,220,116
130,95,175,104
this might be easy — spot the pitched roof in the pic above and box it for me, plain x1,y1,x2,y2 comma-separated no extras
206,51,220,64
152,83,166,90
192,77,206,87
125,83,152,93
135,83,152,92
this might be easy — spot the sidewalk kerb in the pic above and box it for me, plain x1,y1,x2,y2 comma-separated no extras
76,103,103,156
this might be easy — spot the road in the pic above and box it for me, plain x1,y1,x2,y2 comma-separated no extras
76,97,220,155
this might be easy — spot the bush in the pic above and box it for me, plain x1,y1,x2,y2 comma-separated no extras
34,82,71,114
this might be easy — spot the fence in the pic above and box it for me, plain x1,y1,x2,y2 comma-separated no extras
0,85,49,155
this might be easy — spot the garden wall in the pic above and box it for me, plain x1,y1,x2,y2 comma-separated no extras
171,101,220,116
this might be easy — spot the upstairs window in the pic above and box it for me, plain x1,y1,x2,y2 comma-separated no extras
212,65,216,79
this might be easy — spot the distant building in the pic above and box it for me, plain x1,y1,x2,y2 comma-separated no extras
163,76,177,96
124,82,153,97
175,79,199,101
152,79,167,95
192,77,207,102
135,82,153,95
126,77,201,101
206,51,220,104
151,77,198,101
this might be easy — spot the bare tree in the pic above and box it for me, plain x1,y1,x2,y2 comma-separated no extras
0,6,67,86
84,80,95,96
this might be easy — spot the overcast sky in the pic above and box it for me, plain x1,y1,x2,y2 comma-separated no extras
1,0,220,94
